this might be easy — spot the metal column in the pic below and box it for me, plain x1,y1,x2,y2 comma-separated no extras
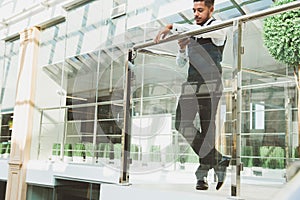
231,19,243,199
119,49,133,184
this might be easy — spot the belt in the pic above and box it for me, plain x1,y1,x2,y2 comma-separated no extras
191,36,211,45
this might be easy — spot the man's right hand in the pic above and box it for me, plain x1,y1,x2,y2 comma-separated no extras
178,38,190,51
154,24,173,43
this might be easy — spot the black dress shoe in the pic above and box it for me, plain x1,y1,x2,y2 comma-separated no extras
216,182,224,190
216,156,231,190
196,180,208,190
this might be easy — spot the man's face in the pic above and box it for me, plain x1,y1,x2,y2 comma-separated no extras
193,1,214,25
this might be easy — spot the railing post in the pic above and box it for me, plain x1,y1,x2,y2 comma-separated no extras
120,48,133,184
230,19,243,199
284,84,291,166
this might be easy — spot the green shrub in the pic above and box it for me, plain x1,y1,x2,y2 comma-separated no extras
98,143,110,158
64,144,73,157
260,146,285,169
0,142,5,154
85,143,94,157
241,146,253,167
0,143,3,155
178,145,188,163
73,143,85,157
52,143,61,156
150,145,161,162
113,143,122,159
186,147,198,163
263,0,300,67
260,146,269,168
130,144,140,160
165,144,175,162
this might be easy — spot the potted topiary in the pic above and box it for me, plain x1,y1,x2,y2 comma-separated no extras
112,143,122,165
0,141,11,159
84,142,94,164
73,143,85,163
63,143,73,163
97,143,110,165
0,142,5,158
263,0,300,156
52,143,61,161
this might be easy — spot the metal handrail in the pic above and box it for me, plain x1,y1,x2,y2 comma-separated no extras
132,1,300,51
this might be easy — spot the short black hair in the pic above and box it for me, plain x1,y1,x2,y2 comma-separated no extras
194,0,214,7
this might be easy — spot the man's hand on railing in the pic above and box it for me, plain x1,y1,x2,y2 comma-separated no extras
154,24,173,43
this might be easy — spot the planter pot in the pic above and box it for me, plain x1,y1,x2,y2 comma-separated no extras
97,157,108,166
52,143,61,161
51,155,61,162
241,167,253,176
63,156,73,163
85,156,93,164
84,143,94,163
73,156,84,163
251,167,286,180
64,144,73,156
73,143,85,163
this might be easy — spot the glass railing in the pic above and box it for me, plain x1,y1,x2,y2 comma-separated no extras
120,1,300,198
38,104,123,165
34,1,300,199
120,23,234,191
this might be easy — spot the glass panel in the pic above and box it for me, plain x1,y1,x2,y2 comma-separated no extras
241,0,273,13
55,179,100,200
37,0,127,167
36,20,67,161
39,22,66,67
240,17,296,197
214,1,242,20
65,2,102,57
38,109,65,161
93,29,128,168
0,181,6,199
0,40,4,80
63,1,103,164
0,39,19,158
129,39,183,173
126,9,233,195
1,39,19,112
0,113,13,157
26,185,53,200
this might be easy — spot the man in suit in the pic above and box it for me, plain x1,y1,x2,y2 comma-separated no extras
155,0,230,190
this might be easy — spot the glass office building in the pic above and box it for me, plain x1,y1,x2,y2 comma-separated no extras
0,0,299,199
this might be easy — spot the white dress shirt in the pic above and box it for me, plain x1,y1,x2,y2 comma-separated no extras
172,18,227,67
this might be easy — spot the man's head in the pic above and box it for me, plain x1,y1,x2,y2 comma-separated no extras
193,0,215,25
194,0,214,7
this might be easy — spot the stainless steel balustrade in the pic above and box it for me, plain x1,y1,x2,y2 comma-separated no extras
120,1,300,198
34,1,300,198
